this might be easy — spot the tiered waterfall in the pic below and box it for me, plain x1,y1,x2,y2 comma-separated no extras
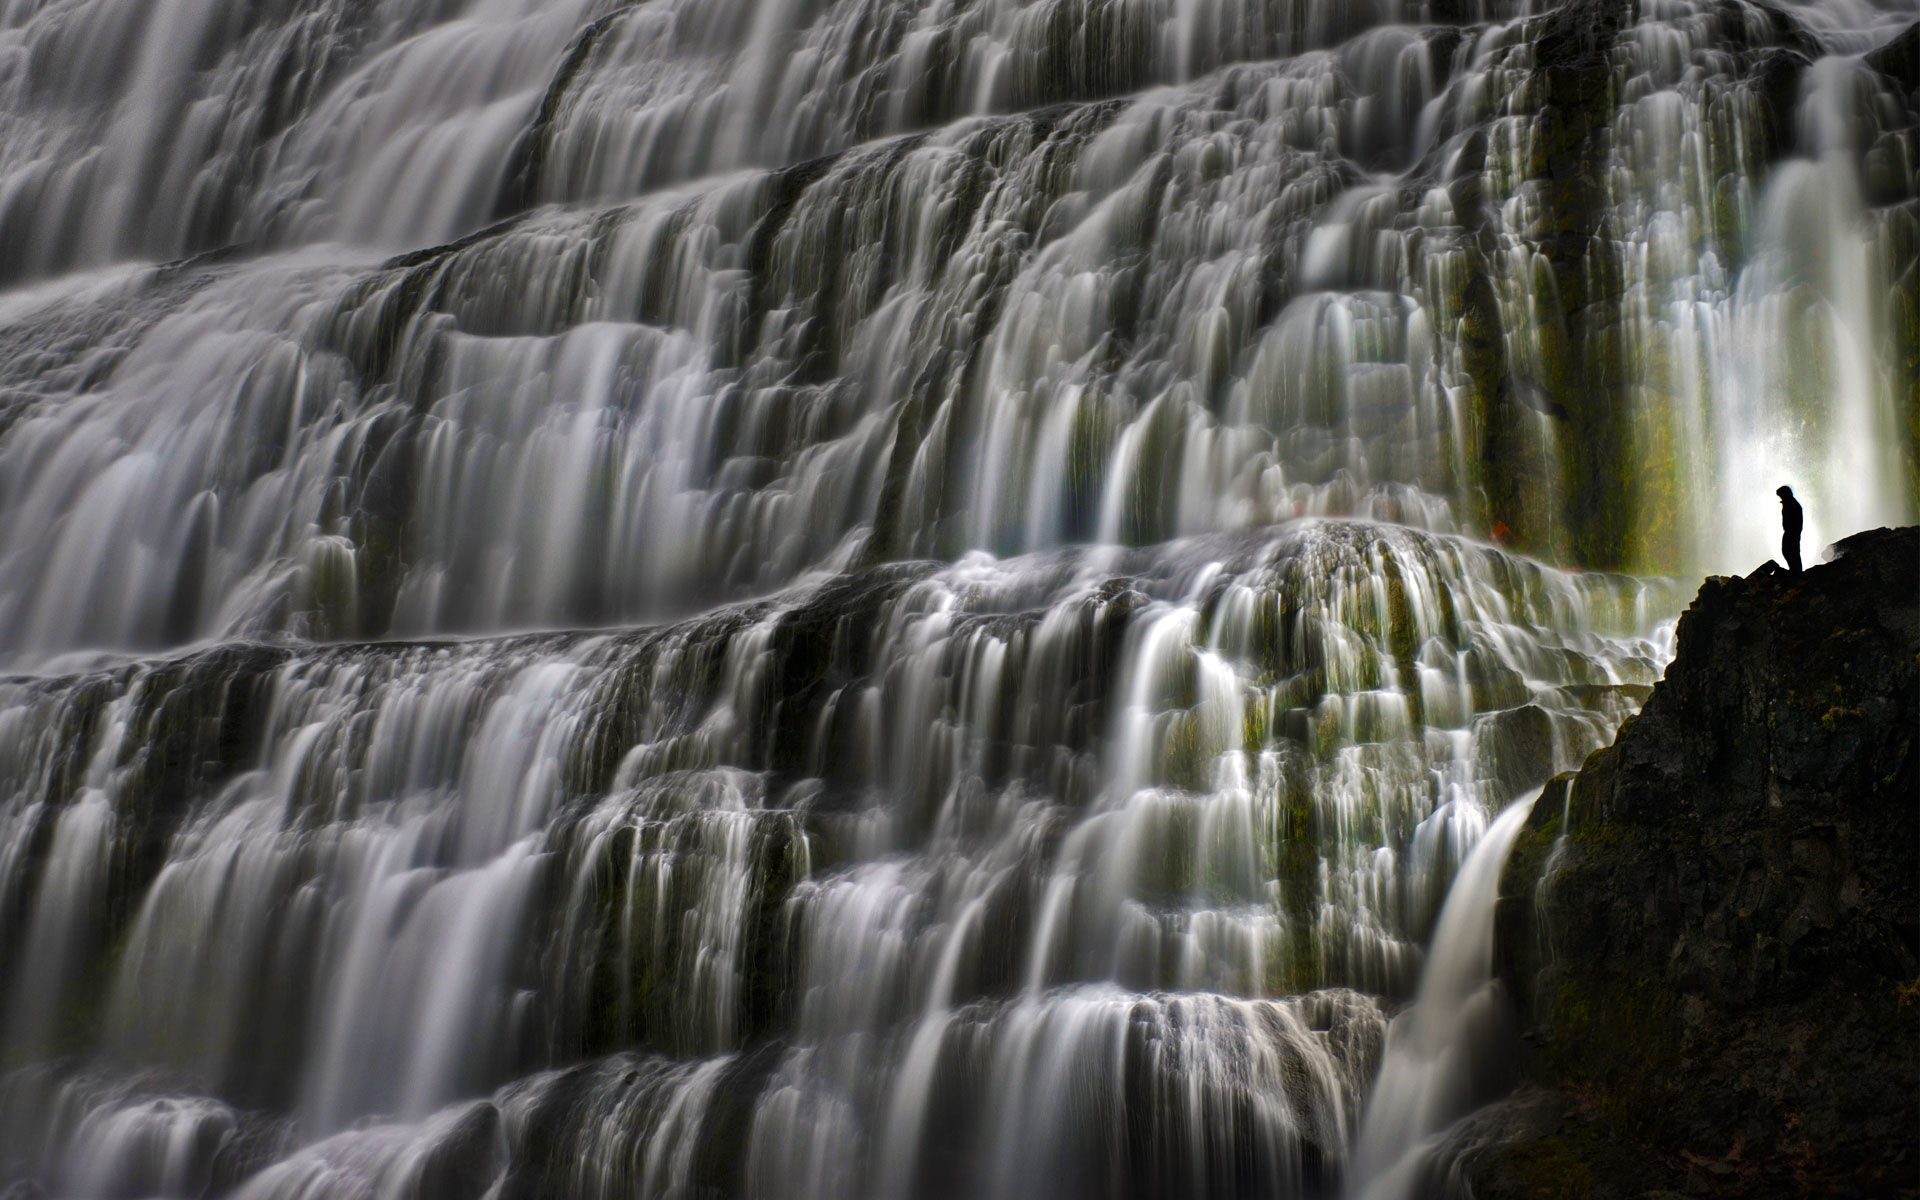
0,0,1913,1195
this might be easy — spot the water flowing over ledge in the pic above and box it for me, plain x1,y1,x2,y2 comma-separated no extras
1347,793,1535,1200
1,523,1668,1195
0,0,1912,664
0,0,1914,1195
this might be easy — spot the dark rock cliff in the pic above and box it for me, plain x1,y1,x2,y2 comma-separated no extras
1469,525,1919,1198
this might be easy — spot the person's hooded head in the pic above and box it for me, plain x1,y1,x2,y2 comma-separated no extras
1777,486,1794,500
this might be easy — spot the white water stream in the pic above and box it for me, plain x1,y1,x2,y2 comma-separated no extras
0,0,1912,1195
1349,794,1536,1200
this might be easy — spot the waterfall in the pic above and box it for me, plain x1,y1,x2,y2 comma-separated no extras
1346,793,1536,1200
0,0,1913,1195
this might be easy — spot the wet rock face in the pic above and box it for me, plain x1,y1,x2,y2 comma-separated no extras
1486,525,1920,1197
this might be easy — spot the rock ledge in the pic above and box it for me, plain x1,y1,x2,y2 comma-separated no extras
1474,526,1919,1198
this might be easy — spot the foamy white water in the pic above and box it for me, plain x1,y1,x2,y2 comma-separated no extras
0,0,1911,1195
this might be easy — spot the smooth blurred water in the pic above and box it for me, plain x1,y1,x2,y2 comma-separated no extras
0,0,1911,1195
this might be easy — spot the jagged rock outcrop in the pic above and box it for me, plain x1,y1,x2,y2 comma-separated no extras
1473,526,1919,1198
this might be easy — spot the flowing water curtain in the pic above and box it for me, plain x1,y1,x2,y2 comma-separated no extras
0,0,1914,1197
1538,0,1920,573
0,0,603,276
1,7,1913,656
0,43,1593,655
0,522,1670,1196
0,0,1522,281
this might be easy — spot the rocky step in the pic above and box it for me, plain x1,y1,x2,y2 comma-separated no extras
1470,525,1919,1198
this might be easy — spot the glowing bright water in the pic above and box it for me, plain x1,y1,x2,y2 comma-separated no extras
0,0,1911,1195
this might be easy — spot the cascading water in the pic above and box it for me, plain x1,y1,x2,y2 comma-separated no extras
1347,794,1536,1200
0,0,1911,1195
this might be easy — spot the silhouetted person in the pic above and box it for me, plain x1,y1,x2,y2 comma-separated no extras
1777,485,1802,573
